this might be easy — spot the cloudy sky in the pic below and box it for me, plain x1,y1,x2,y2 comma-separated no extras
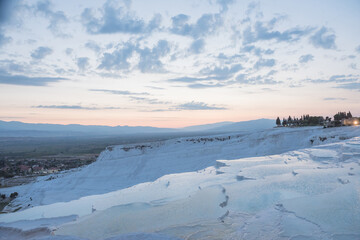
0,0,359,127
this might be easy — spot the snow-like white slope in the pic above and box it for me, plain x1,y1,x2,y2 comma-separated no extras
1,126,360,240
53,137,360,239
2,126,360,212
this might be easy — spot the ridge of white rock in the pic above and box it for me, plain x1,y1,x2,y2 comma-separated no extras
2,126,359,210
1,126,360,240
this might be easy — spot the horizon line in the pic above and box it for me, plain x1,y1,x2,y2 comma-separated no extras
0,118,274,129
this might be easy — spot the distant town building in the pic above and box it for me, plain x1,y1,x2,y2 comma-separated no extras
19,165,32,174
47,168,59,174
342,117,360,126
32,166,44,173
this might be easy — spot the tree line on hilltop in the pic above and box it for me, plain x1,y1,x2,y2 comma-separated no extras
276,111,353,127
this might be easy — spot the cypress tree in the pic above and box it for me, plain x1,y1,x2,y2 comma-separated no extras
276,117,281,126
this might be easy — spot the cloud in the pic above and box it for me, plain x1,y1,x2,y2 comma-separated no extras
81,0,161,34
0,32,12,47
170,13,222,39
308,74,360,91
216,0,235,13
140,101,226,111
189,38,205,54
138,40,171,73
187,83,225,89
267,70,277,76
0,60,25,73
344,55,356,60
131,99,227,112
55,68,66,74
349,63,357,70
90,89,149,95
309,74,359,84
129,96,170,105
217,53,247,64
168,64,243,88
34,0,69,37
299,54,314,63
175,101,226,110
65,48,73,55
98,42,136,70
334,82,360,90
85,41,101,53
77,57,89,71
243,18,313,44
240,45,274,56
0,74,66,86
356,45,360,54
31,46,53,60
236,74,281,85
27,39,37,44
309,27,336,49
254,58,276,69
250,2,262,13
170,14,190,34
200,64,243,80
33,105,123,110
99,40,171,73
281,63,298,72
261,87,277,92
168,76,208,83
323,97,347,101
146,86,165,90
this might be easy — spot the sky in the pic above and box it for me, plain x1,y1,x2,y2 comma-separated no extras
0,0,359,128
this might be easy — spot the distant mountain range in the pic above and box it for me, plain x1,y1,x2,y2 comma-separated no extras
0,119,275,137
0,120,175,137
